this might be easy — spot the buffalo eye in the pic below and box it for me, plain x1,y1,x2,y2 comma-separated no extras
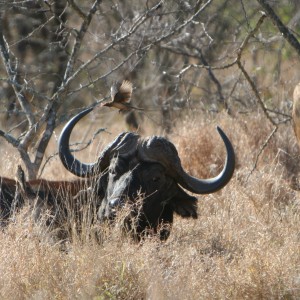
152,176,161,182
110,158,127,175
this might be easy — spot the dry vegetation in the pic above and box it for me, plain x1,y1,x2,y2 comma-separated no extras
1,1,300,299
0,109,300,300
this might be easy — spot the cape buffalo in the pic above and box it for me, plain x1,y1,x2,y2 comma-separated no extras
58,107,235,240
0,166,90,227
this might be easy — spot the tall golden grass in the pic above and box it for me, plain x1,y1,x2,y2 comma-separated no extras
0,110,300,299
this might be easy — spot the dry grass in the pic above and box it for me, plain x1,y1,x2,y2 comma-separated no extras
0,110,300,300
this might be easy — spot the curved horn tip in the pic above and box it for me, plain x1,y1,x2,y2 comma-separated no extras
216,126,230,140
216,126,223,135
74,107,94,120
58,106,95,177
178,125,235,194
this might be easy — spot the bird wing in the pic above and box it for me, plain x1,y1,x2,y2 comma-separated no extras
111,80,133,103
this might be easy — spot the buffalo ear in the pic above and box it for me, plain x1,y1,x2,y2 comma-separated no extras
171,186,198,219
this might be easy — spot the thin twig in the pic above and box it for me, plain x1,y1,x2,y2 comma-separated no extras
245,126,278,181
235,13,278,179
58,1,163,95
0,31,35,128
67,0,87,19
0,130,19,147
39,127,106,177
0,77,51,101
257,0,300,57
16,1,102,178
176,61,237,78
236,13,277,126
63,0,101,83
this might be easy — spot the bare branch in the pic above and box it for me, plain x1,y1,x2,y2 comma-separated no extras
235,13,279,179
246,126,278,181
1,0,296,181
68,47,148,97
63,0,101,83
67,0,87,19
33,109,56,171
175,61,237,77
0,31,35,127
236,13,277,127
257,0,300,57
0,129,19,147
154,0,213,44
59,1,163,94
17,1,101,165
236,14,266,59
0,77,51,102
62,0,212,97
198,49,226,109
38,127,106,177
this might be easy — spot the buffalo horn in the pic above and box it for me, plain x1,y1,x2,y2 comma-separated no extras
58,108,140,177
138,127,235,194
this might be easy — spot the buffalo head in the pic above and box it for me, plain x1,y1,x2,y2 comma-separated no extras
58,108,235,240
